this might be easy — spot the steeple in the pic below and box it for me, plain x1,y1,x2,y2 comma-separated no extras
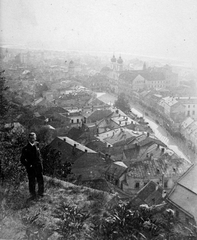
111,54,117,71
117,56,123,71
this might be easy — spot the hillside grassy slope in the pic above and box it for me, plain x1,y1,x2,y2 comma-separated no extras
0,176,116,240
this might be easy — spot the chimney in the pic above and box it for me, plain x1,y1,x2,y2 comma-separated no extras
161,148,165,154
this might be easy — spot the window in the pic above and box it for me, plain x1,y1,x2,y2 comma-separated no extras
175,210,179,218
188,105,190,108
187,111,190,116
135,182,140,189
192,111,195,115
77,119,79,123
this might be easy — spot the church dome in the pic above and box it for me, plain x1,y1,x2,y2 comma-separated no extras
111,55,116,62
117,56,123,64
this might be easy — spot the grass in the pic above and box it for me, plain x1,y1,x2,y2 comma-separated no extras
0,176,115,240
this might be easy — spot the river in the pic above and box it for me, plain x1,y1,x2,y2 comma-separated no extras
96,92,192,163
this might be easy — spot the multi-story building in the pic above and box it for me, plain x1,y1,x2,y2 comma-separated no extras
108,56,179,94
178,97,197,120
159,96,185,123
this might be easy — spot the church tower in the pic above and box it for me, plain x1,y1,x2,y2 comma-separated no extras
117,56,123,72
111,55,117,71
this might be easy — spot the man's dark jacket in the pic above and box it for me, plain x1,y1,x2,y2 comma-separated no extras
20,142,43,172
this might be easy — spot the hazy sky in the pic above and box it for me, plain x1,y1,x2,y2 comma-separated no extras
1,0,197,64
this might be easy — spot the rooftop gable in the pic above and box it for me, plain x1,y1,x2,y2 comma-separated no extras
133,74,145,82
126,156,190,179
85,109,112,122
178,164,197,195
135,181,163,203
72,152,107,169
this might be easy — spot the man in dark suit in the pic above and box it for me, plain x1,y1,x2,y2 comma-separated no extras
20,132,44,199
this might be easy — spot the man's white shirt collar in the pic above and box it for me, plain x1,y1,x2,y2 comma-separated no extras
29,142,35,146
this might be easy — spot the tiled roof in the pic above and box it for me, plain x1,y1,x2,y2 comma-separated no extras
135,181,163,205
85,109,112,122
138,137,167,148
85,138,107,153
108,146,124,161
141,71,165,81
126,156,190,179
97,128,141,145
133,74,145,82
111,115,138,127
119,71,139,82
103,129,139,146
128,135,166,148
72,152,106,169
66,127,84,141
87,97,109,107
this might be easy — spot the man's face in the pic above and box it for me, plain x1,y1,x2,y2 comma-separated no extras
29,134,36,144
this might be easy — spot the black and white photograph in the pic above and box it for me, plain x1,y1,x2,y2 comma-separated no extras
0,0,197,239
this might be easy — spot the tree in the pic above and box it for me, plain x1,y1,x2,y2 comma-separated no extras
0,70,10,119
0,129,27,186
114,93,130,113
42,147,71,179
96,202,196,240
36,126,56,148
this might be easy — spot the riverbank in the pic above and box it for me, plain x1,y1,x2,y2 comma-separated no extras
97,92,196,164
130,100,197,164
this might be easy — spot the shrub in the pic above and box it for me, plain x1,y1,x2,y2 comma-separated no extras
53,203,91,239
